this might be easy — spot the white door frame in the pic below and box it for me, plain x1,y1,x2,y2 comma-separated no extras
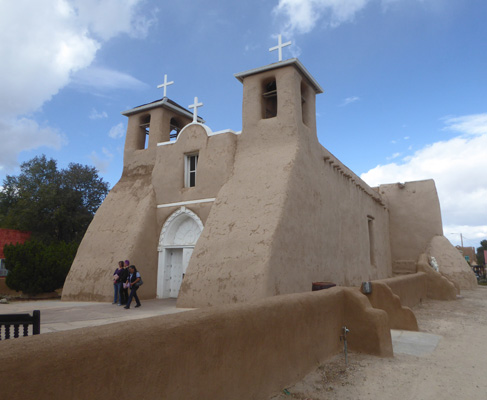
157,207,204,298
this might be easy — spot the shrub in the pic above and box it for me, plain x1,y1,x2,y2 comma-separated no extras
4,240,78,294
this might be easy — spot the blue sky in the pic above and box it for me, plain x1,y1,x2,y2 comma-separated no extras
0,0,486,248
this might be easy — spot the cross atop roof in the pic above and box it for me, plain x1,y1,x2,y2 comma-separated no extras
269,34,292,62
157,74,174,97
188,97,203,123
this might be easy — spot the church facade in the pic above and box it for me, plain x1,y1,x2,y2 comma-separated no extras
62,58,476,307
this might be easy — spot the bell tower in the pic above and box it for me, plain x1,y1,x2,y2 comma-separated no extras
234,58,323,135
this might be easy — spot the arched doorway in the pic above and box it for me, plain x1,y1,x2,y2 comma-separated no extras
157,207,203,298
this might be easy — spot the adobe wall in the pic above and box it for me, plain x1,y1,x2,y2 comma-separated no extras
152,124,238,228
1,288,391,400
379,180,443,274
363,281,418,331
376,273,427,308
178,65,392,307
267,132,392,296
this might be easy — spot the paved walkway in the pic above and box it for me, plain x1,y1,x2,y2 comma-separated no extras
0,298,192,334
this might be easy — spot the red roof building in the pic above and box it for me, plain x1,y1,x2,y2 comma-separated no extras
0,229,31,259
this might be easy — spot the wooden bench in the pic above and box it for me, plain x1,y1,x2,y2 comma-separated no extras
0,310,40,340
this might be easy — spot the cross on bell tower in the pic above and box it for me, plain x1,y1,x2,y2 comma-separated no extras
189,96,203,123
269,34,292,62
157,74,174,97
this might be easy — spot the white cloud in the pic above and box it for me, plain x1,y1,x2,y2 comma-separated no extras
72,0,157,41
73,67,148,91
0,117,66,171
273,0,437,34
386,152,401,160
361,113,487,243
442,114,487,136
340,96,360,106
0,0,99,118
109,123,125,139
0,0,154,172
90,147,113,174
89,109,108,120
273,0,370,34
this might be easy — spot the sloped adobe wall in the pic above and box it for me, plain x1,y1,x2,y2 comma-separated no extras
426,235,477,290
62,174,158,301
416,253,458,299
1,288,391,400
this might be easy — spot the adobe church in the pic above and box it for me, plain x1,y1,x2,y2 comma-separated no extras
62,52,476,307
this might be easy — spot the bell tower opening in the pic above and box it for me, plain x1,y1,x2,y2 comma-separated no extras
301,81,310,127
169,117,183,141
139,114,150,149
262,79,277,119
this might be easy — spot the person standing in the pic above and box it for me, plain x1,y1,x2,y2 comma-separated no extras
124,265,142,309
118,260,130,306
112,261,124,305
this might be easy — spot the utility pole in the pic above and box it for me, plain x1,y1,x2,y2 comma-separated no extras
451,232,464,248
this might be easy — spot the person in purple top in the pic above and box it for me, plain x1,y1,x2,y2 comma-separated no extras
112,261,124,305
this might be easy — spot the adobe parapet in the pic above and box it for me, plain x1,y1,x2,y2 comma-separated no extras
323,149,386,208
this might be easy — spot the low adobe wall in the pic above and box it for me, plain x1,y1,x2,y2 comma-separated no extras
1,287,391,400
376,273,427,308
362,282,418,331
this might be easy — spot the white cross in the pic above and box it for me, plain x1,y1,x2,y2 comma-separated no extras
157,74,174,97
269,34,292,62
188,96,203,123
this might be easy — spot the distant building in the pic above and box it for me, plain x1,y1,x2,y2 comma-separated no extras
0,228,31,274
455,246,477,265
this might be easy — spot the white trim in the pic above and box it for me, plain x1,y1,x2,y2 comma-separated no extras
209,129,241,136
121,98,205,123
157,141,175,147
157,198,216,209
157,127,240,146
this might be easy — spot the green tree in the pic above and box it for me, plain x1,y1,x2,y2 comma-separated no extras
0,155,109,243
4,240,79,294
0,155,108,293
477,240,487,266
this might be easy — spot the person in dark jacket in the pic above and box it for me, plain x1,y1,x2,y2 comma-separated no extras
124,265,142,309
118,260,130,306
113,261,124,305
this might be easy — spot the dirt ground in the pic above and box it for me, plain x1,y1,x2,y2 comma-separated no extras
270,286,487,400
